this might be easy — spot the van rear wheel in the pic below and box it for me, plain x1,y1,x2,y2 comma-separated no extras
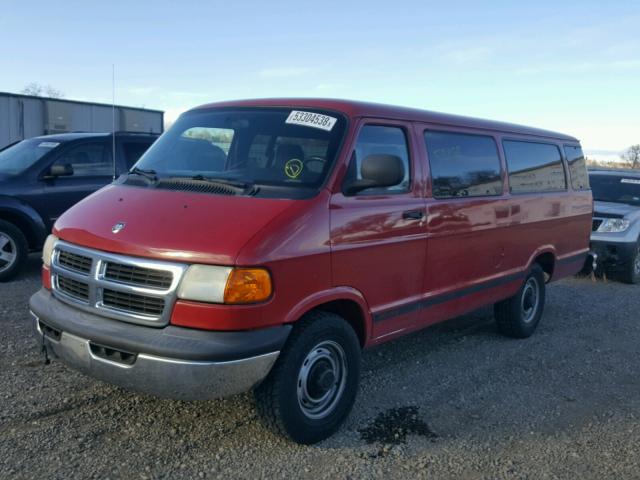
0,220,28,282
254,311,361,444
494,264,546,338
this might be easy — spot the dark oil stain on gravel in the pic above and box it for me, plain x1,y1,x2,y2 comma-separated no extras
359,406,437,445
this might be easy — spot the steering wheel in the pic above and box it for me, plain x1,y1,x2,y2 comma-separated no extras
305,156,326,173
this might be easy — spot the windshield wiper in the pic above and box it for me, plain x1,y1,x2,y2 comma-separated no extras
189,175,259,195
128,166,158,182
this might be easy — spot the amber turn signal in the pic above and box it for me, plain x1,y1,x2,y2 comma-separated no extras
223,268,272,304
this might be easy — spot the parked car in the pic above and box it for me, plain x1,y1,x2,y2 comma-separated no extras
0,132,158,281
29,99,592,444
589,168,640,283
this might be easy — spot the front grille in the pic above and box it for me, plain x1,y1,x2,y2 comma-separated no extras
592,219,603,231
50,241,187,326
104,262,173,289
57,274,90,301
58,250,93,274
102,289,165,316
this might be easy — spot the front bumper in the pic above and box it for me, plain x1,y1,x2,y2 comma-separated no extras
590,239,637,270
29,289,291,400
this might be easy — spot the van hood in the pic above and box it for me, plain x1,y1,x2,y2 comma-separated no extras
53,185,297,265
593,200,640,219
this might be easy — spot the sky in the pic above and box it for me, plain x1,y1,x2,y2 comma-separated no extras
1,0,639,161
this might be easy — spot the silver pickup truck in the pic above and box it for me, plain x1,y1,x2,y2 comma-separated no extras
589,168,640,283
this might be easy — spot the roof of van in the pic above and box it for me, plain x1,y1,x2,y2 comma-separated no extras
192,98,579,142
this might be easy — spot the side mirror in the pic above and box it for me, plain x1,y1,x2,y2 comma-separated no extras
43,163,74,179
343,154,405,195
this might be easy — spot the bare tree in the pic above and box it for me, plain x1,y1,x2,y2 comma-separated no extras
621,145,640,169
21,82,65,99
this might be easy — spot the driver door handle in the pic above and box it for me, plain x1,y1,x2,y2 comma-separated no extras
402,209,424,220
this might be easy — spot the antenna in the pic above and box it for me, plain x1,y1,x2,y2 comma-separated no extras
112,64,117,180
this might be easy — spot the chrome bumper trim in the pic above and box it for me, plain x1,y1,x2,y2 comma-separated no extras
32,311,279,400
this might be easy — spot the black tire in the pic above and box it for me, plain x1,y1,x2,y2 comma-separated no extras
0,220,28,282
619,243,640,284
494,264,546,338
254,311,361,444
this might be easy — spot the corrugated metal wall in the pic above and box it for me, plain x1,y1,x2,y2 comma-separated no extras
0,93,163,149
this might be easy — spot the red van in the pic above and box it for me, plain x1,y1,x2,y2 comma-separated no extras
29,99,592,443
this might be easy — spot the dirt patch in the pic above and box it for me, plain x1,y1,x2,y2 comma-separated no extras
359,406,437,445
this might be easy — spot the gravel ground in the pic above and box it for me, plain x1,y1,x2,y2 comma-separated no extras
1,255,639,479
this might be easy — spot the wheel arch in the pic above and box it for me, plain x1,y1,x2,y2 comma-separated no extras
526,246,557,281
0,197,48,250
283,287,372,347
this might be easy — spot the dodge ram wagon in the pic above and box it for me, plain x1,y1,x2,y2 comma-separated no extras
29,99,592,443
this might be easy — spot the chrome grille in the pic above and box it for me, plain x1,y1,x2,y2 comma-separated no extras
103,262,173,289
57,274,90,301
50,240,188,327
102,289,165,316
58,250,93,274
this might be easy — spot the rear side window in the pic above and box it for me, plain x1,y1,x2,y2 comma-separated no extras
503,140,566,193
425,131,502,198
564,145,589,190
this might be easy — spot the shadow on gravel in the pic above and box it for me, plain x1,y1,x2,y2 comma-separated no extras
15,254,42,281
359,406,437,445
26,391,117,422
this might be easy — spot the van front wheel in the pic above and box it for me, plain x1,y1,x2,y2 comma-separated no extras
254,311,361,444
494,264,546,338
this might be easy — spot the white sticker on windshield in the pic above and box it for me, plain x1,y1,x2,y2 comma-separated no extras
285,110,337,131
621,178,640,184
38,142,59,148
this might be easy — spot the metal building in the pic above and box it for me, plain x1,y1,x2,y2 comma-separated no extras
0,92,164,149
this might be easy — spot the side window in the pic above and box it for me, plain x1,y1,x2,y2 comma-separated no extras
425,130,502,198
564,145,590,190
122,142,152,169
503,140,566,193
345,125,411,194
53,143,112,177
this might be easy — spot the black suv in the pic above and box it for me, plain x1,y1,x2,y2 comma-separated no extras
0,132,158,281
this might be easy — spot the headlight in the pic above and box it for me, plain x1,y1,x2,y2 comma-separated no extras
42,234,58,267
177,265,272,304
597,218,630,233
177,265,232,303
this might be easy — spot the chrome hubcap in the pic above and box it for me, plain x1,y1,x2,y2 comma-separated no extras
0,233,17,273
297,340,347,420
521,277,540,323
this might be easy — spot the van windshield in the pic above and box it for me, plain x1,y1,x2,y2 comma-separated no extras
0,139,59,176
590,173,640,206
131,108,347,198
